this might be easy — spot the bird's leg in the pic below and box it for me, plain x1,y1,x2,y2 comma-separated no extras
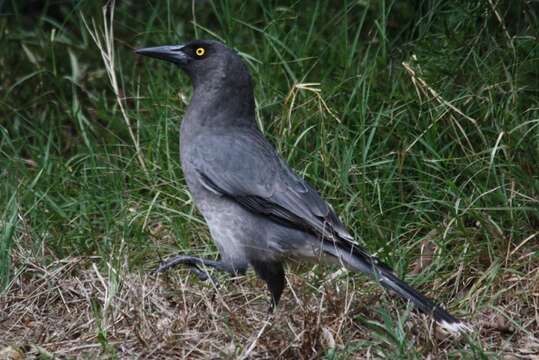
152,255,237,284
251,260,285,312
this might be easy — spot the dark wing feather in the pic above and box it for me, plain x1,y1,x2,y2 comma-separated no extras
193,127,354,243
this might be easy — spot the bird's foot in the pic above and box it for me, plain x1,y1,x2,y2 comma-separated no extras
152,254,202,274
152,254,220,285
188,266,220,286
152,257,180,275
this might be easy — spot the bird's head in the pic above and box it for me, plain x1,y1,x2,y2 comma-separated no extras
135,40,250,90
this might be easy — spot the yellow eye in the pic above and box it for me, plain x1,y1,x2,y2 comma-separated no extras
195,47,205,57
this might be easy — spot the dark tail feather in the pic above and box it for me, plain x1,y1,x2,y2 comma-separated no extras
323,242,470,334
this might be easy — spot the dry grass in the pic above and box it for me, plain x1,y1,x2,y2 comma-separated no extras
1,242,538,359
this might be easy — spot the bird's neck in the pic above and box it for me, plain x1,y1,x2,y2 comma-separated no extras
186,74,256,128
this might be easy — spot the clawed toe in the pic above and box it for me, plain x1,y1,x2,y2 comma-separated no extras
189,266,220,285
188,266,209,280
151,260,176,275
151,256,221,286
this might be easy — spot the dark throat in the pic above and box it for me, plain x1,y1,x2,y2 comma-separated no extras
187,71,256,128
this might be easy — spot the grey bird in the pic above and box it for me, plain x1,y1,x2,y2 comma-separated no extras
135,40,469,334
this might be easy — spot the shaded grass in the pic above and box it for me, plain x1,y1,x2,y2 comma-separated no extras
1,0,538,358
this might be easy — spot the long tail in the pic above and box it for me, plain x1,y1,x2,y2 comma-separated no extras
323,242,470,334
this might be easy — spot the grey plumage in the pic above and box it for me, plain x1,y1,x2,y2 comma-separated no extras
136,40,469,334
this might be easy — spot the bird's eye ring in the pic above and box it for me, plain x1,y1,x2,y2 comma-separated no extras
195,47,205,57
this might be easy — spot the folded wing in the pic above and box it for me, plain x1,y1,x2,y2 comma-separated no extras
192,127,354,244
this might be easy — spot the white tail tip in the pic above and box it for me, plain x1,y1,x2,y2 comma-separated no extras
439,319,473,335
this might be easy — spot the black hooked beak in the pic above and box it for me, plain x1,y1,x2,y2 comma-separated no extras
135,45,189,65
